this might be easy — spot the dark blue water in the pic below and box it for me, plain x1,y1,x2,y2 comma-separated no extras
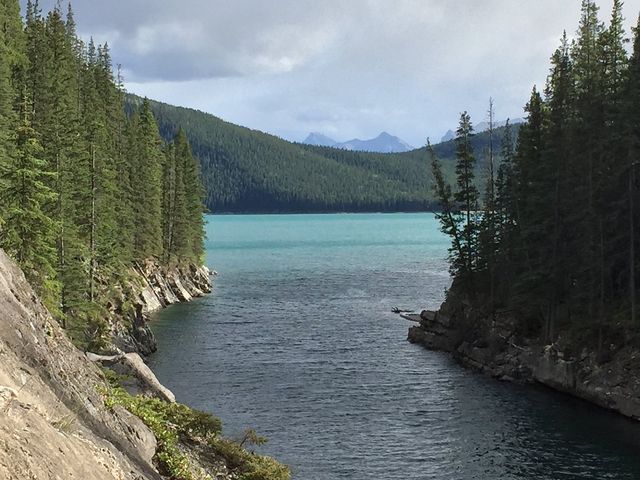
148,213,640,480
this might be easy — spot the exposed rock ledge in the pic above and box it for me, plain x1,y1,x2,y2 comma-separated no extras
0,249,161,479
408,295,640,421
0,250,286,480
111,261,214,355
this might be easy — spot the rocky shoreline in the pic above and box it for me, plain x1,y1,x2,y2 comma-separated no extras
408,295,640,421
0,249,290,479
111,260,215,355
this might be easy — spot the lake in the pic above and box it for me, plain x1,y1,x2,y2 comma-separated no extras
148,213,640,480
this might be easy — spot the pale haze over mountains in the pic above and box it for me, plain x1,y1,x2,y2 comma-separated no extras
440,118,525,142
303,131,414,153
304,117,524,153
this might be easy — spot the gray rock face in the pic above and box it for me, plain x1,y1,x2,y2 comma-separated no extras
113,262,213,355
0,249,246,480
0,249,161,480
409,292,640,421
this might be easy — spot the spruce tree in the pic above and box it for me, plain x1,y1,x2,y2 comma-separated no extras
430,141,465,278
453,111,478,286
131,99,164,260
0,0,23,229
624,14,640,327
179,130,205,262
0,96,60,311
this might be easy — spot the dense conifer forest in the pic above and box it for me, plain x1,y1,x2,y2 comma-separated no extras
432,0,640,347
134,95,514,213
0,1,205,343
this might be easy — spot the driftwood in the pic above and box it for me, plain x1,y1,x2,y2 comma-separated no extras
86,352,175,403
86,352,125,363
391,307,414,314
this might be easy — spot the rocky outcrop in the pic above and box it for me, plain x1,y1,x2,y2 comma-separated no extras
0,250,290,480
0,249,161,480
408,293,640,421
111,261,214,355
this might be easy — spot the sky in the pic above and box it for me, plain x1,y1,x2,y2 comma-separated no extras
28,0,640,146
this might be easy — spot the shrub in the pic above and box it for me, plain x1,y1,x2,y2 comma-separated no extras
100,373,288,480
101,378,221,480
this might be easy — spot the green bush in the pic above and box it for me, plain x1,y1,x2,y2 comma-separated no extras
100,373,288,480
101,378,221,480
209,436,290,480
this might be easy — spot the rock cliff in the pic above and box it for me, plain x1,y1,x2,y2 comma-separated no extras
0,250,288,480
408,292,640,421
111,260,214,355
0,249,161,479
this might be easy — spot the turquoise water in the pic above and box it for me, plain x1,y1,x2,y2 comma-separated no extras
149,213,640,480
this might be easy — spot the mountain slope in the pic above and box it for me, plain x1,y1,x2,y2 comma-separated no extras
127,95,518,213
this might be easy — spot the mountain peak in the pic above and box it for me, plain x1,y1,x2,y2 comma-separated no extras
304,132,337,147
440,129,455,143
303,131,414,153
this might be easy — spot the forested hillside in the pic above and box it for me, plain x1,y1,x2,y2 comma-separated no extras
0,1,205,345
129,95,515,213
432,0,640,346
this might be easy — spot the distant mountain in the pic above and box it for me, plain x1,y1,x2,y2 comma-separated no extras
304,132,337,147
440,129,455,143
303,131,414,153
338,132,414,153
440,118,524,143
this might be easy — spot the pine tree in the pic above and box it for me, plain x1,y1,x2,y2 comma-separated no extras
510,87,550,327
453,111,479,288
624,14,640,328
494,119,517,301
180,130,205,262
0,96,59,311
0,0,23,229
430,140,465,278
0,1,207,346
569,0,605,326
131,99,164,260
537,33,575,339
477,99,497,312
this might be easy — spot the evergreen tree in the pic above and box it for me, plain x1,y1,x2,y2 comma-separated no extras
623,14,640,328
0,1,208,345
477,99,498,313
179,130,205,262
494,119,517,300
453,111,479,287
0,0,23,229
130,99,164,260
430,140,465,278
0,96,59,311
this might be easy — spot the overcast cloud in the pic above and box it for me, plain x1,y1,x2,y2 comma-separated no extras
29,0,640,145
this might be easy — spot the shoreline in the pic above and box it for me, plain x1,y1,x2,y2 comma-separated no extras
108,261,214,356
408,304,640,422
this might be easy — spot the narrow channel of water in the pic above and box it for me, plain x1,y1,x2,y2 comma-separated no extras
148,213,640,480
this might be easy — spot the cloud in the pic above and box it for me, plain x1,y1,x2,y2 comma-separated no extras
29,0,640,145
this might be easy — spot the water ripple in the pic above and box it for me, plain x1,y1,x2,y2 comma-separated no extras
149,214,640,480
